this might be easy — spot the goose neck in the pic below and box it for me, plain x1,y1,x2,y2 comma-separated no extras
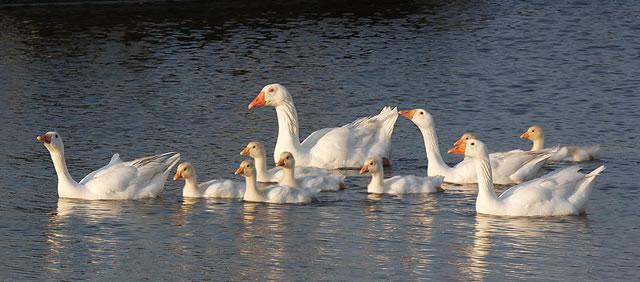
419,125,449,173
367,170,385,194
531,136,545,151
274,101,301,160
474,156,499,203
280,166,297,188
49,148,80,194
183,174,200,197
253,156,270,182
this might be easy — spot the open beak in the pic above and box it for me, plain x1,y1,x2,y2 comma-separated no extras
399,109,416,120
248,91,266,109
520,131,530,139
359,164,369,175
240,146,250,156
235,165,245,175
276,158,285,167
448,142,466,155
173,171,183,181
36,134,51,144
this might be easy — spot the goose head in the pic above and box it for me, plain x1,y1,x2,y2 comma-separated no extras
399,108,434,129
36,131,64,152
248,83,291,109
453,132,477,147
276,151,295,168
240,141,266,159
173,162,195,181
235,160,256,178
520,125,543,141
448,138,488,159
359,157,382,175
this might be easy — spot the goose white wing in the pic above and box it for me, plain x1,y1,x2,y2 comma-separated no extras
304,107,398,168
199,179,245,198
385,175,444,195
498,166,584,201
79,153,122,184
82,152,180,198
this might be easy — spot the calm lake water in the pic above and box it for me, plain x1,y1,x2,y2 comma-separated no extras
1,0,639,280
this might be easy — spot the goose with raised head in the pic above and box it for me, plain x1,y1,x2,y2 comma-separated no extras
173,162,244,198
37,131,180,200
359,157,444,195
240,141,345,189
449,138,604,216
275,151,345,191
400,109,551,184
235,160,319,204
520,125,600,162
248,83,398,169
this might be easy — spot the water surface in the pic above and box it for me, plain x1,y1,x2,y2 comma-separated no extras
1,0,639,280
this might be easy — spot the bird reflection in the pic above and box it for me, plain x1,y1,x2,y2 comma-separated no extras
234,203,286,281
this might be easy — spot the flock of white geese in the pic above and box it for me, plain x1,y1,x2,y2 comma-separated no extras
37,83,604,217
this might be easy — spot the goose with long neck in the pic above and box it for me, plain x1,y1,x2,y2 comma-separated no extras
449,138,605,216
173,162,244,198
399,108,552,184
37,131,180,200
234,160,319,204
359,157,444,195
248,83,399,169
520,125,600,162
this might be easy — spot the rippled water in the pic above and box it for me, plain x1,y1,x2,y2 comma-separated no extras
1,0,639,280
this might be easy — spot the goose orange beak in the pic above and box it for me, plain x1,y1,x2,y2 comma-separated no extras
520,131,530,139
276,158,285,167
448,142,466,155
399,109,416,120
36,133,51,144
359,164,369,175
235,165,245,175
248,91,266,109
240,146,250,156
173,171,183,181
453,136,465,147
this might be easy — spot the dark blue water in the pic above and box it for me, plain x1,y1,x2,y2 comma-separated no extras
1,0,639,280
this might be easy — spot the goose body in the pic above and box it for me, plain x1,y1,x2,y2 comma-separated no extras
360,157,444,195
241,141,345,191
248,83,398,169
173,162,245,198
400,109,551,184
235,160,319,204
521,125,600,162
450,138,604,216
37,131,179,200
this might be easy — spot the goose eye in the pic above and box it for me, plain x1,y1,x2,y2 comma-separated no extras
532,130,535,132
54,134,58,138
286,156,290,160
471,142,475,146
252,145,256,148
269,88,274,93
370,161,373,165
420,112,424,115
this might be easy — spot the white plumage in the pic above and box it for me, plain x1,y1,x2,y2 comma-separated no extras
248,83,398,169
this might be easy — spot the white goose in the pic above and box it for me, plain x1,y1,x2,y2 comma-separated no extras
521,125,600,162
359,157,444,195
276,151,344,192
400,109,551,184
240,141,345,189
173,162,244,198
235,160,319,204
449,138,604,216
37,131,180,200
248,83,398,169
